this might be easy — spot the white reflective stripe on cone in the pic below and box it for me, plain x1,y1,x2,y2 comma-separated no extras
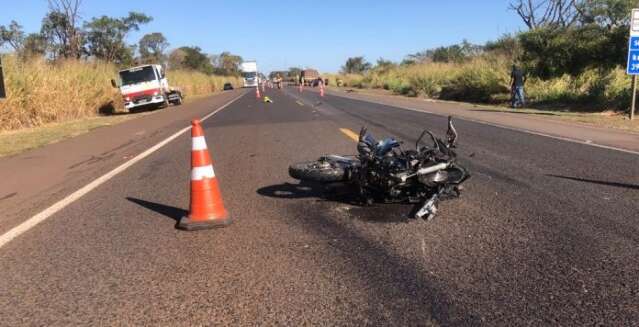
192,136,208,151
191,165,215,180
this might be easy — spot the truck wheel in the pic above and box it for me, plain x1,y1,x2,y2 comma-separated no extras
173,95,183,106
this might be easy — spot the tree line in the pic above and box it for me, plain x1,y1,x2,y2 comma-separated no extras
0,0,242,75
340,0,636,80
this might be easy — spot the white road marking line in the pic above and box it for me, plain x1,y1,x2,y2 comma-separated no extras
329,93,639,156
0,92,246,249
339,128,360,142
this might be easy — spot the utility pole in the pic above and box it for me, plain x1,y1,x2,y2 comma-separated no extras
0,56,6,99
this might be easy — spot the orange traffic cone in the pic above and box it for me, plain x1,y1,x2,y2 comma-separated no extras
299,83,303,93
178,120,231,231
256,86,261,99
320,84,325,97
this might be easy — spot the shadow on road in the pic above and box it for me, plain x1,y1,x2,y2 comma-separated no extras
126,197,186,222
547,174,639,190
98,100,164,116
257,181,420,223
257,181,359,202
263,184,480,324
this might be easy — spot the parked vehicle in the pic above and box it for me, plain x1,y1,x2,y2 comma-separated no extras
112,64,182,111
301,69,320,86
240,61,259,88
289,116,470,220
223,83,234,91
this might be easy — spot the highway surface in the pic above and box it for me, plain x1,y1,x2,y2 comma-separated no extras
0,86,638,325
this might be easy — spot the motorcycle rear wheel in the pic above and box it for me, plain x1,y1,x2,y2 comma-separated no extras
289,160,346,182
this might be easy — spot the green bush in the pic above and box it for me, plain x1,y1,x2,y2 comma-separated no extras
331,54,631,111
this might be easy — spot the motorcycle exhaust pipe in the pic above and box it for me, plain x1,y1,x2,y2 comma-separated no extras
417,162,449,175
395,162,450,183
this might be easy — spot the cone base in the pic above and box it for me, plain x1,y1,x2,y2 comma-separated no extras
177,215,232,231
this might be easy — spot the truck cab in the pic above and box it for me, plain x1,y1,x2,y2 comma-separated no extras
240,61,259,88
116,64,182,111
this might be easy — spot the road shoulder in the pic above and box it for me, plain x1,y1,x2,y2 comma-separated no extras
0,89,246,235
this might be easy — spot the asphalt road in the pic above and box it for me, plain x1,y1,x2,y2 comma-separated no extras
0,86,638,325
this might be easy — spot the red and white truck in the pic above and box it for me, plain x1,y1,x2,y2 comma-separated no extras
112,64,182,111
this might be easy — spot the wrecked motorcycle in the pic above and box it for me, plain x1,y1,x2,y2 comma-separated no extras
288,116,470,220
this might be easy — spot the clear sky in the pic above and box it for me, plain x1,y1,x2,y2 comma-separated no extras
2,0,525,73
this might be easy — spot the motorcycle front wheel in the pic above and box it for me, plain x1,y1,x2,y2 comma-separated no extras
289,160,346,182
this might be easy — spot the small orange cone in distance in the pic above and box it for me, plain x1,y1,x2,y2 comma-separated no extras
320,84,325,97
178,120,231,231
256,86,261,99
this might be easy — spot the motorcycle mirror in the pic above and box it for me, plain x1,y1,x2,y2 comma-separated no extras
416,130,426,150
359,127,367,141
446,116,458,148
416,129,439,152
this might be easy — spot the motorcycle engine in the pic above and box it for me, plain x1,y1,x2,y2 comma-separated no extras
366,154,407,189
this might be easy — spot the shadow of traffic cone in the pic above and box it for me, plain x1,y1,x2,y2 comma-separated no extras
178,120,231,231
256,86,261,99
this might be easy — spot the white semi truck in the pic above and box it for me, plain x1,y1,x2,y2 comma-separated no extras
240,61,259,88
112,64,182,111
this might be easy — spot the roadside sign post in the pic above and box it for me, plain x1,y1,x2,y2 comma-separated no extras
0,56,6,99
626,9,639,120
632,73,637,121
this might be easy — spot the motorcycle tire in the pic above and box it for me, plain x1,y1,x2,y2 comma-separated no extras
289,160,346,182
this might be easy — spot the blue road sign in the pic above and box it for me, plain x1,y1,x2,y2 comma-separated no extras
627,36,639,74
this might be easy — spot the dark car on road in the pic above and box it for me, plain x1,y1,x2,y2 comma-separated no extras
223,83,233,91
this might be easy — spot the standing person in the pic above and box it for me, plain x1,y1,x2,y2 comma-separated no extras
510,64,526,108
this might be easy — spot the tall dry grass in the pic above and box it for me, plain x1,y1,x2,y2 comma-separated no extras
0,55,121,131
0,55,242,132
168,70,241,97
330,55,632,110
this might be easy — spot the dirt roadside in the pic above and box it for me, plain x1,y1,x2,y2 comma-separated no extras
322,87,639,153
0,89,246,235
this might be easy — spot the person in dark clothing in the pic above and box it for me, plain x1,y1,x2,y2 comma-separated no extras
510,65,526,108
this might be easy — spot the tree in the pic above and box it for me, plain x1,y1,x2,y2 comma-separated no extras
269,71,287,79
485,34,521,58
139,32,169,64
375,58,396,72
216,51,242,75
400,58,417,66
509,0,580,30
177,46,213,73
575,0,636,29
287,67,302,79
168,48,187,69
0,20,25,51
341,57,371,74
22,33,49,58
84,12,152,64
43,0,84,59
